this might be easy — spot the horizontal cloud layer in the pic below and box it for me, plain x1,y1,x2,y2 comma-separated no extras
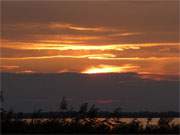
1,1,179,77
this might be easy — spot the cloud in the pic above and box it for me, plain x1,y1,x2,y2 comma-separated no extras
2,1,179,43
0,65,20,70
1,55,179,75
1,42,179,75
1,1,179,76
1,43,179,60
48,23,113,32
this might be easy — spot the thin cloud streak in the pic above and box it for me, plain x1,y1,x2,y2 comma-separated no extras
2,41,179,51
1,55,178,61
0,65,20,70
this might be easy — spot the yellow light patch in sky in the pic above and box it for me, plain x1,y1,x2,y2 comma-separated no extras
81,64,139,74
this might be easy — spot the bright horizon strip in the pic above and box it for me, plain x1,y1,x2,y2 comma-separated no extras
2,42,179,51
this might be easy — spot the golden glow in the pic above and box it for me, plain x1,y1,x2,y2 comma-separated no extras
68,26,104,31
0,65,19,70
0,53,116,60
110,32,142,37
2,42,178,51
81,64,139,74
1,40,179,75
48,23,109,32
18,70,35,73
1,3,179,77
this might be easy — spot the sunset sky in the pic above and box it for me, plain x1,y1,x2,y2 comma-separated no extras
1,0,179,75
1,0,180,112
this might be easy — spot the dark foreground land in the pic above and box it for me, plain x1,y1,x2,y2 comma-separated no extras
1,117,180,134
1,111,180,134
1,94,180,134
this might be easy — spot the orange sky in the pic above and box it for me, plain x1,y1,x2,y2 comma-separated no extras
1,1,179,75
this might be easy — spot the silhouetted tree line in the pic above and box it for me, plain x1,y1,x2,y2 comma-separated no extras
1,97,180,133
1,114,180,134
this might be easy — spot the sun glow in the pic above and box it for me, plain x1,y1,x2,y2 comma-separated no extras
81,64,138,74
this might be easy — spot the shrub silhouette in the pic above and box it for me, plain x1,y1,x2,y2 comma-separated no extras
59,96,68,112
1,102,180,134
